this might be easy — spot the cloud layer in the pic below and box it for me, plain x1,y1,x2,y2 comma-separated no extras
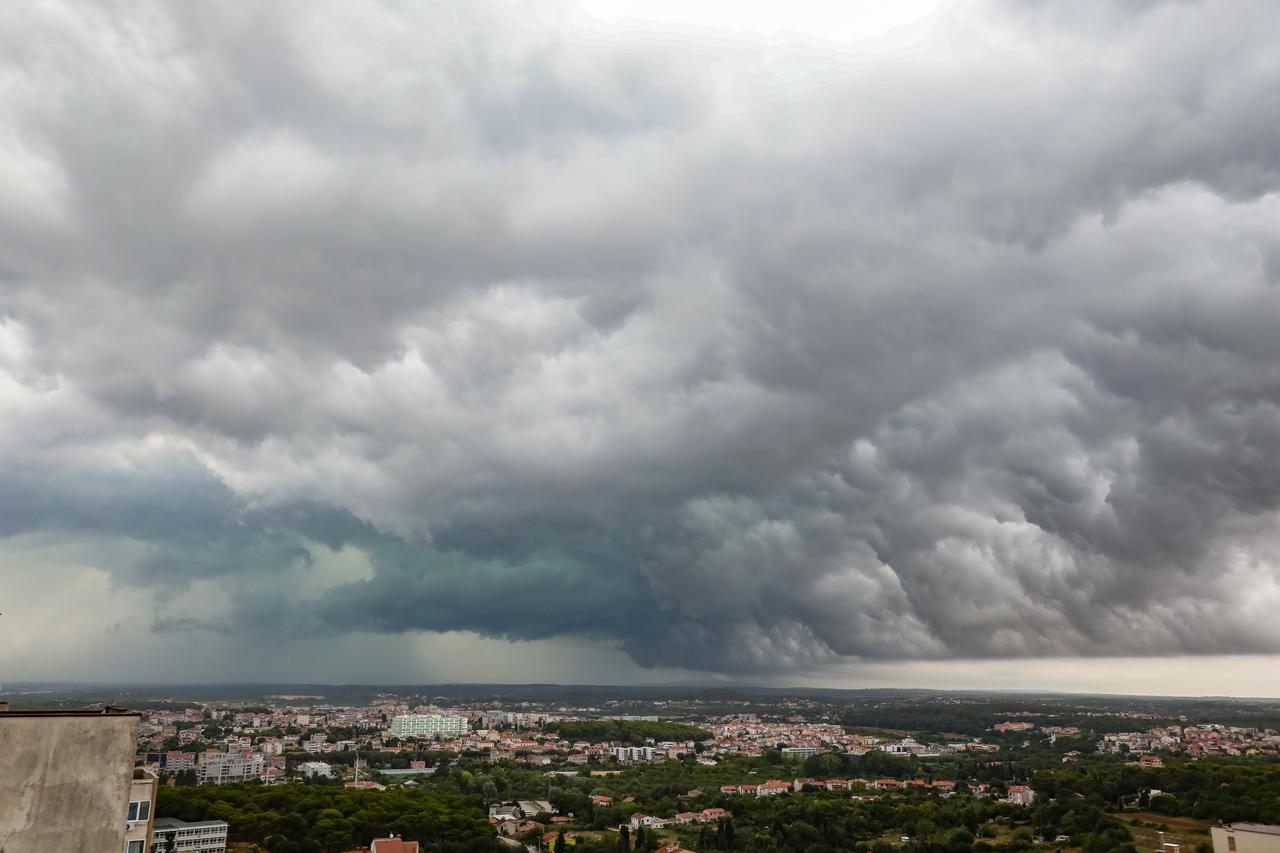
2,0,1280,676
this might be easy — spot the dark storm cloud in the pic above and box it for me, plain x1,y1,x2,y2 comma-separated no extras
2,0,1280,673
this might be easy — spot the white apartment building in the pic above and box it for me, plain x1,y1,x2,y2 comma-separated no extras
389,714,467,739
781,746,821,759
298,761,332,778
152,818,229,853
198,751,265,784
612,746,659,763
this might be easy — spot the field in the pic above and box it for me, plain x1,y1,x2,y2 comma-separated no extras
1115,814,1211,852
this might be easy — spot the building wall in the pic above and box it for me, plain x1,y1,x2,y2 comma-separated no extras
1212,826,1280,853
389,714,466,738
125,774,158,853
0,712,140,853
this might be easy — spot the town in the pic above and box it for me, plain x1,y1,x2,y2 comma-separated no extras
6,685,1280,853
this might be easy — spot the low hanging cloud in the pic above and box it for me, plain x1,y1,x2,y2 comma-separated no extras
2,0,1280,675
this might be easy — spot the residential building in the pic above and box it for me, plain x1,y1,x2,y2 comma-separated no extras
0,705,142,853
126,770,159,853
152,817,230,853
370,836,420,852
389,714,467,739
782,746,821,759
612,745,659,762
298,760,333,778
199,750,265,784
1212,824,1280,853
1007,785,1036,805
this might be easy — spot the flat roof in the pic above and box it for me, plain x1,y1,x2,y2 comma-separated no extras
153,818,230,829
0,710,141,718
1225,825,1280,836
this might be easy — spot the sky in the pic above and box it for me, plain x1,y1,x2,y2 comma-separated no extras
2,0,1280,696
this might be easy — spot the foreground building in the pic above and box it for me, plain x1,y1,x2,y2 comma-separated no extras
1212,824,1280,853
342,837,420,853
152,817,230,853
0,703,143,852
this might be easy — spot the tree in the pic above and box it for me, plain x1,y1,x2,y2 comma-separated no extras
617,825,631,851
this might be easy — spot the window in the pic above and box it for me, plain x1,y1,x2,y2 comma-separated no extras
127,842,144,853
127,800,150,822
1228,839,1236,852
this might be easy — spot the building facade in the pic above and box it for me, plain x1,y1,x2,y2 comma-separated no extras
389,713,467,739
199,750,266,784
1212,824,1280,853
0,706,142,853
152,817,230,853
125,771,158,853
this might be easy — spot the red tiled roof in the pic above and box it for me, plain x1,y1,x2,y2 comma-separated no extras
370,838,419,853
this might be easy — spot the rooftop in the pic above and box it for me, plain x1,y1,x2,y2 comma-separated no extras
153,818,230,830
1224,825,1280,837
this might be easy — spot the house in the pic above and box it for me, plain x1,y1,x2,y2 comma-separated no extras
543,831,576,846
490,804,521,821
701,808,728,822
756,780,790,797
371,838,419,853
1006,784,1031,804
792,777,822,792
824,779,849,791
591,795,613,806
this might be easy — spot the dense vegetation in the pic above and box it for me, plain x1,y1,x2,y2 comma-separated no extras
556,720,712,744
157,783,500,853
1034,760,1280,823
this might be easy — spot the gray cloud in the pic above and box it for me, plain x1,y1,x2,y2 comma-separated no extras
2,0,1280,676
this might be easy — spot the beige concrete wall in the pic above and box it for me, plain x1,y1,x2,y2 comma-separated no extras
1212,827,1280,853
125,774,158,852
0,714,139,853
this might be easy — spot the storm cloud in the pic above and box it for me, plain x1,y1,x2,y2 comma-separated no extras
2,0,1280,677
